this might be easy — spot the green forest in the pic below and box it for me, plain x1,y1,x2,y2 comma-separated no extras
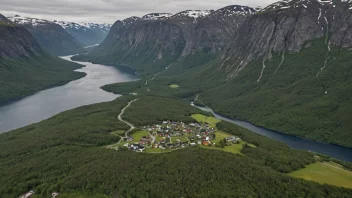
1,96,351,198
93,39,352,148
0,55,85,106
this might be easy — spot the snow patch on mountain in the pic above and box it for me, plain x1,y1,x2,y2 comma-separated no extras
208,5,257,18
54,21,111,33
142,13,172,20
172,10,213,19
122,17,141,25
7,15,111,32
7,15,51,26
262,0,336,11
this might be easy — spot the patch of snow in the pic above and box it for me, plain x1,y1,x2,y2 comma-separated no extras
172,10,213,20
142,13,172,20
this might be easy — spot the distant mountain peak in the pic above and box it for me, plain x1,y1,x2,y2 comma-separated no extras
142,13,173,20
0,14,8,21
171,10,214,20
261,0,341,11
208,5,257,17
53,20,111,33
122,16,141,25
7,15,52,27
7,15,111,32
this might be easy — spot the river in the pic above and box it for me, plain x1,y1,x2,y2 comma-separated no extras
0,56,139,133
196,105,352,162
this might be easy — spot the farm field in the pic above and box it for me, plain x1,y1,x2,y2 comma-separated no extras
191,114,220,128
169,84,180,88
288,161,352,189
131,131,150,140
111,130,125,136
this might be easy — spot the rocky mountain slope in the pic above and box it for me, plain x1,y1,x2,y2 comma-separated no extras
74,5,256,74
53,20,111,46
219,0,352,78
0,14,84,105
8,15,84,56
73,0,352,147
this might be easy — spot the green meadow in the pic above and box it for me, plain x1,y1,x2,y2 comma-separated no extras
289,161,352,189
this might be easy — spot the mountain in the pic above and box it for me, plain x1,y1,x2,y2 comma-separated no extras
7,15,84,56
0,14,85,105
73,6,255,74
73,0,352,147
53,20,112,46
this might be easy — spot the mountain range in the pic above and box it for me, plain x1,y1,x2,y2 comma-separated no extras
74,0,352,148
7,15,111,55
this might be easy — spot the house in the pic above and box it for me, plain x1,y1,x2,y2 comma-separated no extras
190,142,196,146
131,143,140,150
52,192,59,198
202,141,209,146
127,137,134,142
226,136,241,144
123,143,130,147
166,143,174,148
138,145,145,152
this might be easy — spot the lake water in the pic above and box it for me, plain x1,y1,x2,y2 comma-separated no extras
0,56,139,133
196,105,352,162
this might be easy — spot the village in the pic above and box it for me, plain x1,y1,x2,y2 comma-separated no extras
120,119,242,153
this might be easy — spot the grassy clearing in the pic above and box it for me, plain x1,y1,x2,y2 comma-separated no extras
203,131,256,155
288,162,352,189
131,131,149,140
171,136,188,143
191,114,220,128
213,131,229,143
169,84,180,88
111,130,125,136
155,136,166,142
200,144,243,155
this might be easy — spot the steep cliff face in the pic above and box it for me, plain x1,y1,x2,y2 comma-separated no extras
0,16,42,58
80,6,255,73
8,15,84,56
188,6,256,55
0,15,84,105
220,0,352,78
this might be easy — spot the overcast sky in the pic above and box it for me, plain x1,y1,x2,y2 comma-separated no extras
1,0,277,24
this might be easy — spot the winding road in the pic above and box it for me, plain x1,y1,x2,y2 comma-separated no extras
118,98,139,138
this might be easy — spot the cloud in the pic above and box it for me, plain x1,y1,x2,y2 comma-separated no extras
0,0,277,24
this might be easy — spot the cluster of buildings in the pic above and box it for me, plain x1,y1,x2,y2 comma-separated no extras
122,135,152,152
121,120,241,152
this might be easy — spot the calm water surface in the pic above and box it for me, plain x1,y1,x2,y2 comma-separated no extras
196,105,352,162
0,56,138,133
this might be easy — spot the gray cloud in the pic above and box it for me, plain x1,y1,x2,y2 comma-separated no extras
1,0,277,24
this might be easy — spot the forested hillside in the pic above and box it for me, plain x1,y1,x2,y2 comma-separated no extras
0,96,351,197
0,15,85,105
75,0,352,147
